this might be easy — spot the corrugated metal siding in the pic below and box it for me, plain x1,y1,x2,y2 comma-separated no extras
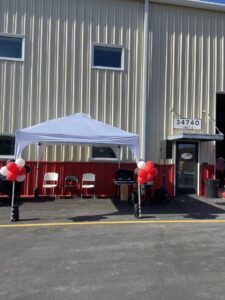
0,0,144,161
2,0,225,166
0,160,175,197
0,160,137,197
146,2,225,162
200,163,214,196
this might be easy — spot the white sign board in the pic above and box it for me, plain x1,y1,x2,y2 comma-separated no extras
174,118,202,130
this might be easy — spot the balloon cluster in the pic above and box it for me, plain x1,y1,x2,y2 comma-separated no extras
137,160,158,184
0,158,27,182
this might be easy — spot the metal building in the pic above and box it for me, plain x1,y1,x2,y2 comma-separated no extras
0,0,225,196
148,0,225,195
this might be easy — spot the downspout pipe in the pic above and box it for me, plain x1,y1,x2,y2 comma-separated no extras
137,0,149,220
141,0,149,161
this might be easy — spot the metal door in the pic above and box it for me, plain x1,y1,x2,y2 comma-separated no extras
176,142,198,194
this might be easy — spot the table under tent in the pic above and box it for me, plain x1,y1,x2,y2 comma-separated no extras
11,113,141,221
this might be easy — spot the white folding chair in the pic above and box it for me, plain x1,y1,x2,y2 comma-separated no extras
42,172,59,198
81,173,96,199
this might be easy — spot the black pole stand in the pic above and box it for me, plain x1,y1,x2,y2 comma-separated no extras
11,181,19,222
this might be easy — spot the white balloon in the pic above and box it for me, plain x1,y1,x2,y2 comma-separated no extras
15,158,25,167
0,166,8,176
16,175,26,182
137,160,146,169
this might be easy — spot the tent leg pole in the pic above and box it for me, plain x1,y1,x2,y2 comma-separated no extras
118,145,122,169
34,143,43,197
34,161,39,197
35,161,39,188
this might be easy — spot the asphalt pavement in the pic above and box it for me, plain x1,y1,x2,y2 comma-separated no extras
1,194,225,300
1,192,225,223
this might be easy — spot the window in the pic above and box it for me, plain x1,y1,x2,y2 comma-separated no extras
0,35,24,61
0,135,15,158
92,44,124,70
90,146,119,161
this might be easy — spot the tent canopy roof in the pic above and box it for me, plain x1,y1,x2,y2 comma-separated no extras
15,113,139,161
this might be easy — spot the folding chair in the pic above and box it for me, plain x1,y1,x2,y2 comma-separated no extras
64,175,78,197
42,172,58,198
81,173,96,199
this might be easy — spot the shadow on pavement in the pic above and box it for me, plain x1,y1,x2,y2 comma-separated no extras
2,193,225,222
57,195,225,222
19,218,41,222
184,214,218,219
215,202,225,206
0,196,56,207
174,194,225,219
69,215,109,222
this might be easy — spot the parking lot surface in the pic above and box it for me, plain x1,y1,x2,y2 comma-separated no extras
1,193,225,224
1,195,225,299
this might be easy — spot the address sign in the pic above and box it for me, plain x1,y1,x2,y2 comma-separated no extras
174,118,202,130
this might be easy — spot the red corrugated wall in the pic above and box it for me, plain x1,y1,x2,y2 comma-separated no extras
0,161,175,197
151,164,175,196
200,164,215,196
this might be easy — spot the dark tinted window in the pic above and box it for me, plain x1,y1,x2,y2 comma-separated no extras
0,136,15,155
93,46,122,69
0,36,23,59
92,147,116,158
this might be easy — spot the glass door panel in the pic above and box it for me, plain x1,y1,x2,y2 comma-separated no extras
176,142,198,193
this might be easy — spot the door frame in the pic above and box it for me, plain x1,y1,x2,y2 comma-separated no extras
175,141,199,194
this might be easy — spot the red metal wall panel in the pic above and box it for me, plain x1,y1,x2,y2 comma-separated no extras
200,164,215,196
20,161,137,197
153,164,175,196
0,161,175,197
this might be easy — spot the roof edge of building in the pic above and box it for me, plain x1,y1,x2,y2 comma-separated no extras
150,0,225,13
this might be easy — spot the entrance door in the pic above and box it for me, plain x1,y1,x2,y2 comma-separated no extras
176,142,198,194
216,93,225,157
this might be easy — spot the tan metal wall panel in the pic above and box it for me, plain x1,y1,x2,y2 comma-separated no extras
0,0,144,161
146,2,225,162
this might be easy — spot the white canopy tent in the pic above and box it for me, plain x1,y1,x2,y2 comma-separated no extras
15,113,139,161
11,113,141,220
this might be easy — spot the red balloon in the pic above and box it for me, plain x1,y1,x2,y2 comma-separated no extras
137,169,147,178
6,171,17,181
151,168,159,177
146,160,154,170
144,164,152,173
146,173,154,182
16,166,26,176
6,162,17,173
138,176,146,184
